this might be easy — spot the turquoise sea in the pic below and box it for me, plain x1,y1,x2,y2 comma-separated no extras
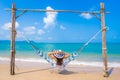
0,40,120,67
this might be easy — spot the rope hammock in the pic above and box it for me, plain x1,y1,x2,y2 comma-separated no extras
17,28,107,67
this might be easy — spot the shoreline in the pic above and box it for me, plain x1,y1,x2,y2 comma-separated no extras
1,56,120,68
0,60,120,80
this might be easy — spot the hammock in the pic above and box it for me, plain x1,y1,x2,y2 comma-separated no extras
17,28,104,67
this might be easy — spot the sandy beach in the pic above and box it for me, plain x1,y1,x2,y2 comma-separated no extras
0,0,120,80
0,60,120,80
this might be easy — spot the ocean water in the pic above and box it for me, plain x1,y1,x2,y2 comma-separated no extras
0,40,120,67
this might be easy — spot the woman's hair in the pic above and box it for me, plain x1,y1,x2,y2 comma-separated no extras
52,50,65,65
53,53,64,65
56,58,63,65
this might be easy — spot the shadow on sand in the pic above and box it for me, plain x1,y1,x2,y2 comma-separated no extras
15,67,52,75
15,68,77,75
59,69,77,75
108,67,114,77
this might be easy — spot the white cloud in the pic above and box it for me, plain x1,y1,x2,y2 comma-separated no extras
23,26,36,35
35,37,43,41
60,25,66,30
37,29,45,35
48,37,53,40
80,13,92,19
2,22,19,30
16,31,24,38
5,35,10,39
43,6,58,29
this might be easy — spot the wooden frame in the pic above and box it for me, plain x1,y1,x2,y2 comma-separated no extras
7,2,109,77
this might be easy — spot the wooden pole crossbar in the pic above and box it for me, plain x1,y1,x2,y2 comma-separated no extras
8,2,109,77
6,8,109,14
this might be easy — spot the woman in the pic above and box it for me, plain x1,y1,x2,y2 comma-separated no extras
48,50,70,66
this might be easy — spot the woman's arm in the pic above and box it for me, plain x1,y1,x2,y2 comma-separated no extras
63,52,70,59
48,52,57,61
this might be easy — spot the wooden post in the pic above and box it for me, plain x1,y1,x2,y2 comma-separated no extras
100,3,108,77
10,3,16,75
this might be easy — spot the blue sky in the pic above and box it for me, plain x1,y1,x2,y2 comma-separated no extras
0,0,120,43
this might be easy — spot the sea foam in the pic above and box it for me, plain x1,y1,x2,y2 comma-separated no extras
0,57,120,68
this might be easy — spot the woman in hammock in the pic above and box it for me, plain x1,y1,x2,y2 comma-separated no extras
48,50,70,67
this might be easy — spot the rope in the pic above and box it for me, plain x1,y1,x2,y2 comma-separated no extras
77,29,102,53
17,32,39,52
16,27,108,67
17,29,102,55
77,26,109,54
